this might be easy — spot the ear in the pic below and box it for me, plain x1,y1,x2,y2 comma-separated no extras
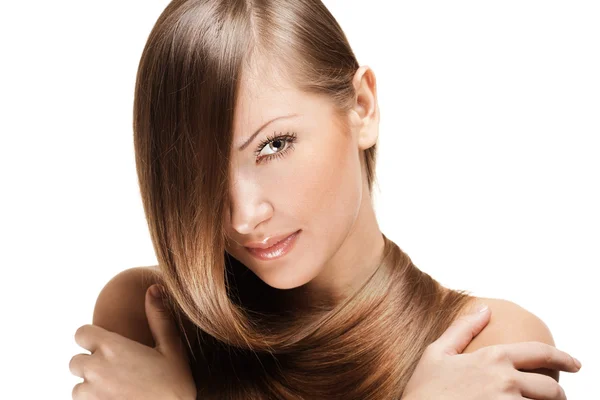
349,65,380,151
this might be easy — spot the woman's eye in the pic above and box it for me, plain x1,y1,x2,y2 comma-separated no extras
259,138,288,157
254,131,297,164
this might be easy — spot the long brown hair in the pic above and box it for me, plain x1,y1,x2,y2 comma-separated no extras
133,0,476,398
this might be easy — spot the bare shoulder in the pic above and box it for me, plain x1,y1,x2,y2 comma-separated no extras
462,296,556,351
461,296,559,381
92,265,165,347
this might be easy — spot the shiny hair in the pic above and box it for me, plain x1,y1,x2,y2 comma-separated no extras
133,0,476,398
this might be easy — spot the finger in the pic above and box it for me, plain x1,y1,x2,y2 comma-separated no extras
433,302,491,356
515,370,567,400
69,353,92,378
145,284,189,363
74,324,108,353
503,341,581,373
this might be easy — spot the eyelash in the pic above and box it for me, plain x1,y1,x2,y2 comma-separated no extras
253,131,298,164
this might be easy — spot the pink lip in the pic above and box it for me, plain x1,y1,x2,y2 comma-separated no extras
245,230,301,261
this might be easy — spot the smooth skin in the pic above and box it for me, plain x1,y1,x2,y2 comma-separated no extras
71,64,582,397
222,61,385,308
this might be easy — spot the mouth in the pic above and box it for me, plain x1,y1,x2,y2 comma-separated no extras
244,230,301,261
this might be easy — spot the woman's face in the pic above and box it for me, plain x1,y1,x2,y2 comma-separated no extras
223,63,376,291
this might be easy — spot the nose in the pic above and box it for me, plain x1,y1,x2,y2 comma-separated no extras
228,177,273,236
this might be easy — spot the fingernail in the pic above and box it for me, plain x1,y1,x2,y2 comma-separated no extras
149,284,162,298
476,304,489,313
573,357,582,369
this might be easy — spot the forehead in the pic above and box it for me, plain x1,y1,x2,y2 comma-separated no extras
231,54,340,141
233,64,300,135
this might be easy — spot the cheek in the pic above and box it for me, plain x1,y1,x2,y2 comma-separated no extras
280,139,362,232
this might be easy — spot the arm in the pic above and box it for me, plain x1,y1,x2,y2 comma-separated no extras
461,297,560,382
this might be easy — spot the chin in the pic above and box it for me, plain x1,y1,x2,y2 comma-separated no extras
252,263,319,291
263,280,303,290
257,271,312,290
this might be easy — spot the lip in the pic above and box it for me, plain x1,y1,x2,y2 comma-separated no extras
244,230,301,261
243,230,300,249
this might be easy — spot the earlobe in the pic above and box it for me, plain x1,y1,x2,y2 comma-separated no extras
358,125,378,150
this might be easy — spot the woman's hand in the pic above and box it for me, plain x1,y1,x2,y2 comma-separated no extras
70,285,197,400
402,304,581,400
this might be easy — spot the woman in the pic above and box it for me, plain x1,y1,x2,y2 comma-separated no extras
70,0,582,398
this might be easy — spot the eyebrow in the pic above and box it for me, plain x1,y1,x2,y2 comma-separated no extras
238,113,299,151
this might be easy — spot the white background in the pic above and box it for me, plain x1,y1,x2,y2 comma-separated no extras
1,1,597,398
